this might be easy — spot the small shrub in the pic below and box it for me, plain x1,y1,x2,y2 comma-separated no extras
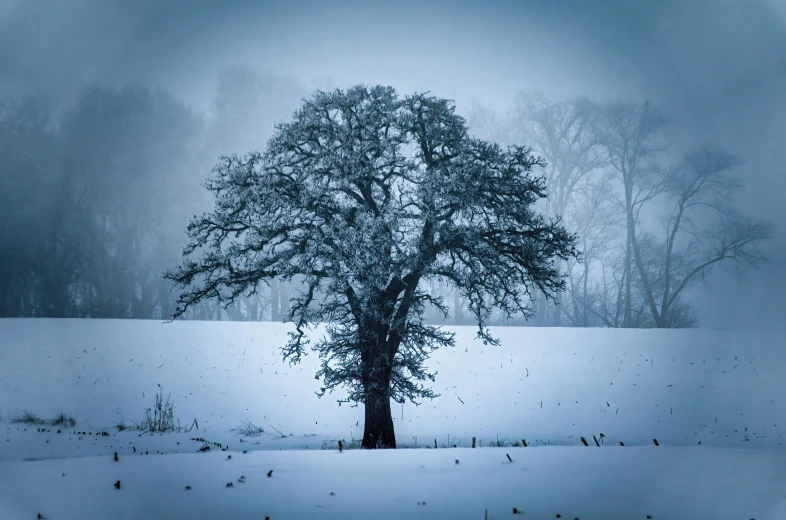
139,385,178,433
51,411,77,427
321,438,363,451
267,424,287,438
9,410,46,425
320,438,419,450
490,436,515,448
115,408,128,431
231,419,264,437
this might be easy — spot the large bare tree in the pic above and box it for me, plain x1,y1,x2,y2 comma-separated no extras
631,146,773,327
562,172,622,327
508,92,607,325
594,100,668,327
166,85,576,448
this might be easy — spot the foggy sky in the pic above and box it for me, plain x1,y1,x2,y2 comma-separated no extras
2,0,784,330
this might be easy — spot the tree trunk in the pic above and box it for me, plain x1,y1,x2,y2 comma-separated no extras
453,288,462,325
553,291,562,326
158,282,172,320
629,224,666,328
582,257,590,327
227,300,244,321
624,195,634,328
279,281,289,319
270,280,280,321
248,296,259,321
360,322,397,449
535,291,547,326
362,374,396,449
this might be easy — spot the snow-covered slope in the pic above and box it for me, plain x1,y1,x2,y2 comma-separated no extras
2,446,785,520
1,319,784,452
1,319,785,519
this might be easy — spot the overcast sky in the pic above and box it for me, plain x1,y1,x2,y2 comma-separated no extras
1,0,784,330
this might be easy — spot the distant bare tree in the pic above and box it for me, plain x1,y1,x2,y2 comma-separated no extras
0,94,68,317
467,94,615,326
580,239,626,328
59,85,203,319
463,97,774,330
465,101,516,146
594,100,668,327
631,146,773,327
563,172,622,327
205,67,310,321
508,92,607,325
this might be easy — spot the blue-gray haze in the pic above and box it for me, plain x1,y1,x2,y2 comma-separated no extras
1,0,783,330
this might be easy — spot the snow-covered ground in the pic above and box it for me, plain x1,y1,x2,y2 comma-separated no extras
2,445,785,520
0,318,785,519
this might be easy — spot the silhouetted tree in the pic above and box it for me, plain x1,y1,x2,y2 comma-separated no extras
510,93,607,325
167,85,576,448
595,100,668,327
58,85,203,318
204,66,310,320
0,94,68,317
562,172,621,327
631,146,773,327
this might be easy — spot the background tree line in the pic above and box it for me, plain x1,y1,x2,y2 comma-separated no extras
0,67,305,321
464,94,772,328
0,73,772,327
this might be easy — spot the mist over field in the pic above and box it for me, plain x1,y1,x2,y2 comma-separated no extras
2,1,786,519
1,0,784,330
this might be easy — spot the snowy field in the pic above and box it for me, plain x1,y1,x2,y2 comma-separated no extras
0,318,785,519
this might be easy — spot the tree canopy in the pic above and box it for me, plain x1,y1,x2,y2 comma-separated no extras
166,85,577,447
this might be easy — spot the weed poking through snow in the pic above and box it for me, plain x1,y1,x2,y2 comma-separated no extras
50,411,77,427
8,410,45,425
231,419,264,436
139,385,178,432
